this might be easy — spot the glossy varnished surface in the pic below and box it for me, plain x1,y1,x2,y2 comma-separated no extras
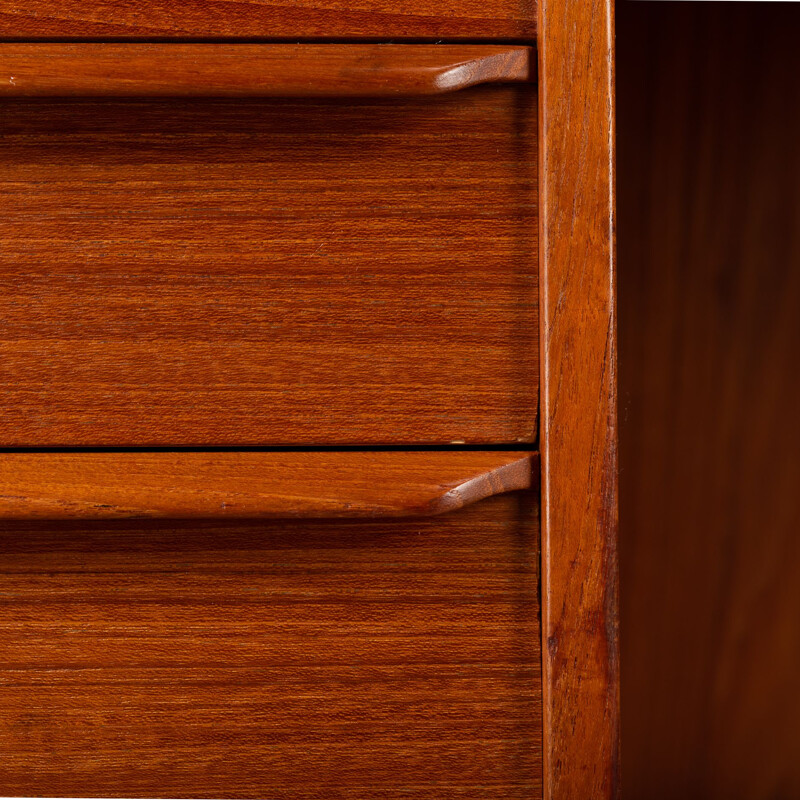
618,4,800,797
537,0,619,796
0,44,532,98
0,494,542,798
0,0,537,39
0,88,537,446
0,450,536,519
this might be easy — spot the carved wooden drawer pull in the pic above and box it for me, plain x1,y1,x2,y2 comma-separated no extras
0,44,532,99
0,451,536,520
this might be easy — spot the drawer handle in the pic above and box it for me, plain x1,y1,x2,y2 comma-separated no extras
0,44,532,99
0,451,536,520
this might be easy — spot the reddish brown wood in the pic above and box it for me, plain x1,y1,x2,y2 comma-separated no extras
618,4,800,797
0,44,531,98
0,450,536,520
0,494,542,798
537,0,619,797
0,87,537,446
0,0,536,40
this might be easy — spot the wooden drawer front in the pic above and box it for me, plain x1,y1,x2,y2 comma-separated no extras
0,494,542,799
0,64,537,447
0,0,536,40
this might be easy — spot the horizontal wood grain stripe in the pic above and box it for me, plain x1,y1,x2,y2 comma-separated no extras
0,451,537,519
0,495,541,797
0,45,532,98
0,0,536,40
0,89,537,446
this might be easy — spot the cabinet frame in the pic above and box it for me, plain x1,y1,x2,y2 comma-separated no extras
538,1,620,797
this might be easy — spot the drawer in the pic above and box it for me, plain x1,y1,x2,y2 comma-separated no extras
0,0,622,792
0,0,536,40
0,481,542,798
0,44,537,447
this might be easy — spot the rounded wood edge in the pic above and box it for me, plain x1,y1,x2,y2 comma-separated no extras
538,0,620,796
0,44,532,99
424,453,538,515
0,451,537,521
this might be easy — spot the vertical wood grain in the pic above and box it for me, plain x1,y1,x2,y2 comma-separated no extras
538,0,619,797
618,4,800,797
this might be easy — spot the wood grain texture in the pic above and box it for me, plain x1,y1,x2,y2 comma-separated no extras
0,0,536,40
0,450,536,520
537,0,619,797
0,493,542,798
0,44,532,98
0,88,537,446
618,4,800,797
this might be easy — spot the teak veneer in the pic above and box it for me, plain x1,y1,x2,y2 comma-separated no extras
0,451,536,519
0,494,543,799
0,44,532,98
538,0,619,796
0,0,537,40
0,57,538,446
0,2,619,797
